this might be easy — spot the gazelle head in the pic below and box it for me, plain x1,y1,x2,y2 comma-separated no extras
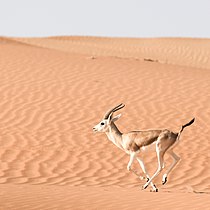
93,103,125,133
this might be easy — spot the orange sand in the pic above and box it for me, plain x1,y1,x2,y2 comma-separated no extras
0,36,210,209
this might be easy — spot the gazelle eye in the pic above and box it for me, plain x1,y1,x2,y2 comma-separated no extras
101,122,105,125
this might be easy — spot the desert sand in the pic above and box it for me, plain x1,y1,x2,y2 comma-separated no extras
0,36,210,209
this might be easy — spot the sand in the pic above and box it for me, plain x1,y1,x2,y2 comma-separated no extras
0,36,210,209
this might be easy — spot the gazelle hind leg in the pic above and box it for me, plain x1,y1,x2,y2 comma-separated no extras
136,157,158,192
143,146,165,190
162,150,180,185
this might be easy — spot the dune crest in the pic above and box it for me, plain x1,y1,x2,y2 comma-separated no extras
11,36,210,69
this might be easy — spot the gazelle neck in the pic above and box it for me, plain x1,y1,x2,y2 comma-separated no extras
105,122,124,150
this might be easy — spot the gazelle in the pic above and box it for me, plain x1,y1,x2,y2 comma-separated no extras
93,103,195,192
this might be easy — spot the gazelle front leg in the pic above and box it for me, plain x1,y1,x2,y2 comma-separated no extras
127,152,144,180
136,157,158,192
127,152,136,171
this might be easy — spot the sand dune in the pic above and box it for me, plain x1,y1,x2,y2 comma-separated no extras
12,36,210,69
0,36,210,209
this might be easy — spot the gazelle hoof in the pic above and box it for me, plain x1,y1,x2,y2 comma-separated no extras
142,183,149,190
150,188,158,192
162,176,167,185
139,176,146,180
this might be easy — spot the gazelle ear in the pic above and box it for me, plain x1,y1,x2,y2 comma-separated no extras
111,114,121,122
107,112,113,122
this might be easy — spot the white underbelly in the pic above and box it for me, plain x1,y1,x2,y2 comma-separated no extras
140,142,156,153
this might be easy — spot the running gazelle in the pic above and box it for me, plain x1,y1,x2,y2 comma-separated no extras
93,104,195,192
